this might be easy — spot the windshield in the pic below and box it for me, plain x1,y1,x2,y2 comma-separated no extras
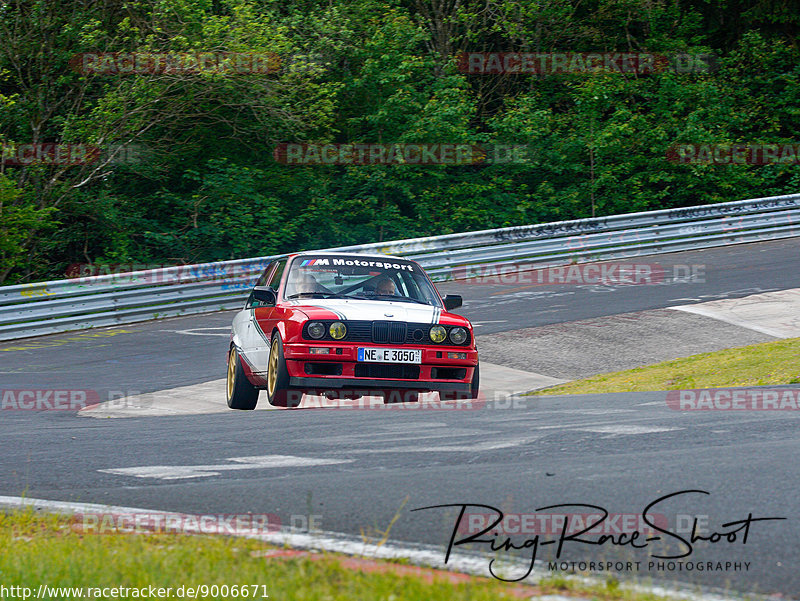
283,255,441,307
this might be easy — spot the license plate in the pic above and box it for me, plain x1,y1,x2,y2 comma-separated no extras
357,348,422,364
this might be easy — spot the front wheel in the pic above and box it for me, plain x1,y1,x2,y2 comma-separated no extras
470,363,480,399
266,334,298,407
440,364,479,402
227,347,259,410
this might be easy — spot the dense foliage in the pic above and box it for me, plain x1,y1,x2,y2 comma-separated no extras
1,0,798,283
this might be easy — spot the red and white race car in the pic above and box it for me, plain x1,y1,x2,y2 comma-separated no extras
226,252,479,408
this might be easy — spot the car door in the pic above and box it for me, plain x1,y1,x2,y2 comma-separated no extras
235,262,275,374
243,259,287,375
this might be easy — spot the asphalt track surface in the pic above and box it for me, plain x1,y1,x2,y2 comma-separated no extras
1,238,799,597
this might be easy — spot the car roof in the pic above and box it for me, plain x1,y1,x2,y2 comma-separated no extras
290,251,409,261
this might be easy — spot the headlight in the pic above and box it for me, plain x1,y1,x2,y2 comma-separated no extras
307,322,326,339
329,321,347,340
449,327,467,344
429,325,447,343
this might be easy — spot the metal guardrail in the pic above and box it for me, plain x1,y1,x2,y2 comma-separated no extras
1,192,798,341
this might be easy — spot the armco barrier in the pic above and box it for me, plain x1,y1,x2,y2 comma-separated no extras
0,193,798,341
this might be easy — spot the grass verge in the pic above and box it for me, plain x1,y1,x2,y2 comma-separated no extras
530,337,800,396
0,509,519,600
0,508,701,601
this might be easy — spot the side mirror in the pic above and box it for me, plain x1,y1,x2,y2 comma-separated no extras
443,294,462,311
252,286,277,307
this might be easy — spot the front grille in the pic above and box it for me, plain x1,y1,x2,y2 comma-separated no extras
389,322,406,343
373,321,388,343
354,363,420,379
345,321,372,341
372,321,407,344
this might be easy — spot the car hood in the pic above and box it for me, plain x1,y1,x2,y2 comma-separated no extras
285,298,450,324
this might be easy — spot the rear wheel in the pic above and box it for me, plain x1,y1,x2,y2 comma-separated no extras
266,334,298,407
226,347,259,410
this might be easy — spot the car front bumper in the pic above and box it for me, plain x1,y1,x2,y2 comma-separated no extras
287,376,472,393
283,341,477,394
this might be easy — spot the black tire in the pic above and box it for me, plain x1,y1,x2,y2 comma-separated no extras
266,334,298,407
439,364,479,402
470,363,480,399
226,347,259,410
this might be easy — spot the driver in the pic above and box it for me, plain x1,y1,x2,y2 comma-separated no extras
375,277,396,295
289,271,322,295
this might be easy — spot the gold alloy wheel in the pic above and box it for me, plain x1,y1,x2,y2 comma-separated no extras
227,349,236,399
268,337,279,396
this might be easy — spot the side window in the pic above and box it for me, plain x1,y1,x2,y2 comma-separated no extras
400,272,425,301
255,262,277,287
247,261,281,308
266,259,287,292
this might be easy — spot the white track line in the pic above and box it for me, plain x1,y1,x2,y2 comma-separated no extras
98,455,354,480
0,495,755,601
575,425,681,435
